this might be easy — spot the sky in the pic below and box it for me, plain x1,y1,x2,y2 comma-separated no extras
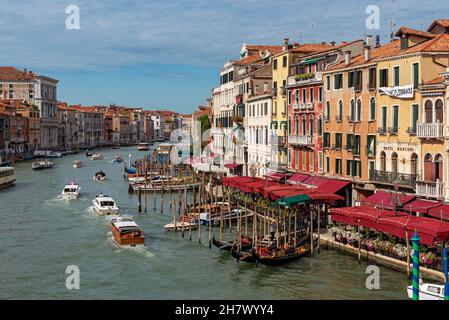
1,0,448,114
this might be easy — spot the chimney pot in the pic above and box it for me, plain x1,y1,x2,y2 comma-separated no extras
365,35,373,48
330,41,336,46
375,35,380,47
284,38,289,45
364,47,371,62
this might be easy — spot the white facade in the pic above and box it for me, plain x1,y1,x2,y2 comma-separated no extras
151,115,165,141
34,76,59,149
246,94,272,177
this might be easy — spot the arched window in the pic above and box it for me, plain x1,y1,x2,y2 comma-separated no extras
424,153,433,181
350,99,355,121
411,153,418,177
317,115,323,136
391,152,398,174
435,99,444,123
357,99,362,121
309,115,314,137
370,97,376,120
380,151,386,172
435,154,443,181
424,100,433,123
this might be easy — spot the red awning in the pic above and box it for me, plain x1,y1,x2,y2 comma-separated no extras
364,190,415,210
302,176,329,187
288,173,310,184
253,181,276,194
223,176,254,187
428,204,449,221
262,185,295,200
270,186,308,200
402,199,441,215
238,178,266,193
264,172,288,181
307,192,344,202
224,163,242,169
316,179,350,194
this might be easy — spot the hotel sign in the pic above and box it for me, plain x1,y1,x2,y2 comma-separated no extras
379,84,414,99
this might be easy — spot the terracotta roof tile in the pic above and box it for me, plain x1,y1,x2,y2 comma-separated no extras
246,45,283,54
0,67,36,81
423,76,445,85
233,55,264,66
395,27,436,38
427,19,449,32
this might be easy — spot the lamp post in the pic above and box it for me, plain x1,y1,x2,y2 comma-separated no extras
393,182,399,216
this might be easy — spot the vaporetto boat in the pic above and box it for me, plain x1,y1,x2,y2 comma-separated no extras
0,167,15,190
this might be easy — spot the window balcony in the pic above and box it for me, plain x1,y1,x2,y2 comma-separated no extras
369,169,417,188
416,180,444,199
416,122,444,139
347,116,354,123
306,102,314,110
335,115,343,122
387,127,398,135
377,127,386,135
331,144,342,151
288,134,314,146
406,127,416,135
270,135,286,147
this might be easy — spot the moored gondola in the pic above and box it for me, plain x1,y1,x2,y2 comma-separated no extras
231,245,255,263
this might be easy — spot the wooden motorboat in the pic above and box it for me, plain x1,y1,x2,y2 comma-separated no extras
61,181,81,199
93,171,107,181
91,153,104,160
73,160,83,168
110,215,145,247
32,160,55,170
92,194,119,216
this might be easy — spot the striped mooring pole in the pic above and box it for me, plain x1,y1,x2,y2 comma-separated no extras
444,247,449,300
411,229,420,301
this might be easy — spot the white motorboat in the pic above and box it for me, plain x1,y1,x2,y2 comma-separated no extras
91,153,104,160
92,194,119,216
61,181,81,199
138,142,150,151
406,282,445,300
164,221,197,231
32,160,55,170
73,160,83,168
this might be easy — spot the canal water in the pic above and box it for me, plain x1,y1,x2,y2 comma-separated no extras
0,145,409,299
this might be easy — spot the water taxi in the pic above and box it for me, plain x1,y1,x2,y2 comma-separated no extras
32,160,55,170
61,181,81,199
73,160,83,168
91,153,104,160
110,215,145,247
0,167,15,189
92,194,120,216
138,142,150,151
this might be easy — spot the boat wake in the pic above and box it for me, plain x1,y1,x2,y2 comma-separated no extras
107,232,154,258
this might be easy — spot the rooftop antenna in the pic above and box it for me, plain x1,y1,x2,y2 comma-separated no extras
310,22,316,43
389,0,396,40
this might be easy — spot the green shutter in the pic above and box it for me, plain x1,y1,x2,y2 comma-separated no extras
413,64,419,88
412,105,418,130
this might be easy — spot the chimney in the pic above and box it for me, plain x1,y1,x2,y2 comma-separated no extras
364,46,371,62
24,68,27,74
344,51,351,66
365,35,373,48
283,38,289,51
330,41,336,46
375,35,380,47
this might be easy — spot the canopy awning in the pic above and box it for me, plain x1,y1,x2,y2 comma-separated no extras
402,199,441,215
287,173,310,184
316,179,350,194
276,194,310,207
262,184,295,200
302,57,324,64
364,190,415,210
238,178,266,193
264,172,288,182
224,163,242,170
270,186,308,200
428,204,449,221
302,175,329,187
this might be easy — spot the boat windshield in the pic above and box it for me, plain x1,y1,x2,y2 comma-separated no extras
100,201,115,207
64,188,77,193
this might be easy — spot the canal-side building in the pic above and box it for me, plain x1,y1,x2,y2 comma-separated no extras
113,113,131,146
0,102,28,159
246,92,272,178
374,26,449,197
0,112,7,163
103,112,113,146
443,64,449,201
16,103,40,153
57,103,78,151
0,67,58,150
150,113,165,142
287,40,363,180
73,106,104,148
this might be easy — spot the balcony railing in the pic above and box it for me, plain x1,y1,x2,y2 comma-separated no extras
416,122,444,139
416,180,444,198
369,169,417,188
306,102,314,110
331,144,342,150
271,135,286,146
335,115,342,122
406,127,416,135
288,134,314,146
347,116,354,123
377,127,386,135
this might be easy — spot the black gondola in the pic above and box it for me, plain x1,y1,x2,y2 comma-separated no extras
251,236,318,266
85,150,92,157
212,235,233,251
231,245,255,263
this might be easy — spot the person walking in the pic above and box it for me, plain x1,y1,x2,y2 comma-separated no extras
270,221,275,242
